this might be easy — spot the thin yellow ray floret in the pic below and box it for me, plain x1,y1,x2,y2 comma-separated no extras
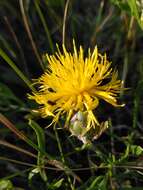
28,42,124,130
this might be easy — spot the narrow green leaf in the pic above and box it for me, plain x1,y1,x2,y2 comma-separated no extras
28,168,40,181
110,0,143,29
34,1,54,53
0,35,16,58
0,113,48,158
119,144,130,162
28,119,47,182
86,176,107,190
0,82,24,106
48,178,64,189
127,0,140,25
0,48,35,92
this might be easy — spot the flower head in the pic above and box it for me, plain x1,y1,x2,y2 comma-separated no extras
29,42,124,142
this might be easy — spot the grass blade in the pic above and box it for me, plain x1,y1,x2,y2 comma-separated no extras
19,0,44,70
34,1,54,53
0,48,35,92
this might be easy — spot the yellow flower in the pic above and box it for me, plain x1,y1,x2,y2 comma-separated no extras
28,42,124,134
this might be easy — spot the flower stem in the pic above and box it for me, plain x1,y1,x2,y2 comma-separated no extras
54,123,75,190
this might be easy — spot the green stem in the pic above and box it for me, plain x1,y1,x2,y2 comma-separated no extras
54,124,75,190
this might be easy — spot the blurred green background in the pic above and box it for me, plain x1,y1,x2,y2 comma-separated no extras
0,0,143,189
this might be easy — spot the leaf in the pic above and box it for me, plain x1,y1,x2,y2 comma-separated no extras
0,35,16,58
130,145,143,156
110,0,143,29
28,119,45,152
34,1,54,53
0,48,35,91
48,178,64,190
110,0,130,12
127,0,143,28
28,168,40,181
0,113,48,156
119,144,130,162
28,119,47,182
86,176,107,190
52,178,64,188
0,180,14,190
0,82,24,106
